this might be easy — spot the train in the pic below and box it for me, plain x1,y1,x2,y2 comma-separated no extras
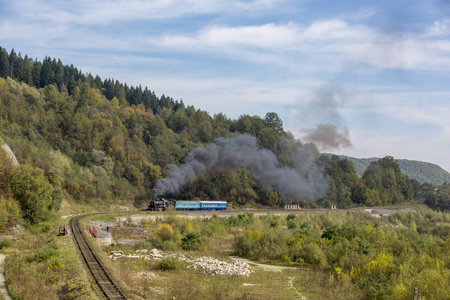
148,198,170,211
148,199,227,211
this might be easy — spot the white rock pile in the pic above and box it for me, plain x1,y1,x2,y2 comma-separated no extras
109,248,188,261
146,248,163,260
136,271,160,280
110,251,123,259
109,250,252,277
188,257,252,277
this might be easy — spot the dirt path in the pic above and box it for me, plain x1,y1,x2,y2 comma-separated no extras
230,256,307,299
0,254,12,300
287,277,307,300
229,256,294,272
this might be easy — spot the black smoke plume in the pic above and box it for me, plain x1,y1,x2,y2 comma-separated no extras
301,83,353,151
152,135,328,200
304,124,351,151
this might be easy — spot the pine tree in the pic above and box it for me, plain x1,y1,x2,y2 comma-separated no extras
19,54,33,85
142,87,152,110
8,49,20,79
85,73,94,87
128,85,136,105
103,78,114,100
40,57,55,87
133,84,143,105
31,60,41,88
93,75,102,90
54,59,65,90
113,80,126,102
150,91,159,113
0,47,9,78
67,75,76,95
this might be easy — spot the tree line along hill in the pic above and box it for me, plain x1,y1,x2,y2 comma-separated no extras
0,46,449,228
326,154,450,186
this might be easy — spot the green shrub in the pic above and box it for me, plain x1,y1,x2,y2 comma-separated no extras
8,164,62,224
134,240,152,250
287,219,297,229
233,234,252,257
321,226,342,244
0,238,12,249
181,232,203,250
298,242,327,268
41,223,51,233
158,257,185,271
27,242,58,263
203,216,225,236
286,214,297,221
161,240,179,251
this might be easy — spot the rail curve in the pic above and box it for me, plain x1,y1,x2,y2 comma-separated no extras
70,215,128,300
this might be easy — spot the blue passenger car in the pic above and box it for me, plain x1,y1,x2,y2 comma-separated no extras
199,201,227,210
173,200,227,210
174,200,200,210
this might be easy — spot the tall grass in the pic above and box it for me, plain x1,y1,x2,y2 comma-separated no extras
3,219,95,300
0,239,12,250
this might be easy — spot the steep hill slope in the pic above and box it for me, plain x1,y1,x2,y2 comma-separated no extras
0,47,438,218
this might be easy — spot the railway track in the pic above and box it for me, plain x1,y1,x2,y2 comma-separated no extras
70,215,128,300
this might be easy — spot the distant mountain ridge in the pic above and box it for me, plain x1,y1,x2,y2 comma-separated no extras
327,155,450,185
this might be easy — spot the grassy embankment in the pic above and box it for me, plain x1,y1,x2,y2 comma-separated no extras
1,204,448,299
89,206,448,299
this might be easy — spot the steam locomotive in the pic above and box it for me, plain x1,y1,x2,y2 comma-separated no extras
148,199,227,211
148,198,170,211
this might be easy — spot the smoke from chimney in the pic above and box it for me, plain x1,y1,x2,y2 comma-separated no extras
304,124,351,151
152,135,328,200
301,83,353,151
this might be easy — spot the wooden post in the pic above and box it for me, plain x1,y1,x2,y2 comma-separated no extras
413,287,418,300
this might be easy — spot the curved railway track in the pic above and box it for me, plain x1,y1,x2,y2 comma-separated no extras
70,215,128,300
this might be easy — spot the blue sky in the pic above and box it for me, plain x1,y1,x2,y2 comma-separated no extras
1,0,450,172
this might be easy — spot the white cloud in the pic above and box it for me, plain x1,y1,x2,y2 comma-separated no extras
301,20,374,42
5,1,450,73
8,0,294,25
157,19,450,71
2,1,450,171
353,7,377,21
367,98,450,133
159,23,294,50
350,36,450,70
426,19,450,37
329,128,450,172
160,20,374,51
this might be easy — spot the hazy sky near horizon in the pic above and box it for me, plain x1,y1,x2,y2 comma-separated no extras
1,0,450,172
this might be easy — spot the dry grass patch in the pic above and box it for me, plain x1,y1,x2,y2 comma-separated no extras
3,220,95,300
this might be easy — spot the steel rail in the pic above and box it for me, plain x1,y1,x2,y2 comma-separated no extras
70,215,128,300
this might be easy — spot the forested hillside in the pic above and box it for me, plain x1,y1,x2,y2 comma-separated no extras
1,46,449,228
397,160,450,185
330,155,450,185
